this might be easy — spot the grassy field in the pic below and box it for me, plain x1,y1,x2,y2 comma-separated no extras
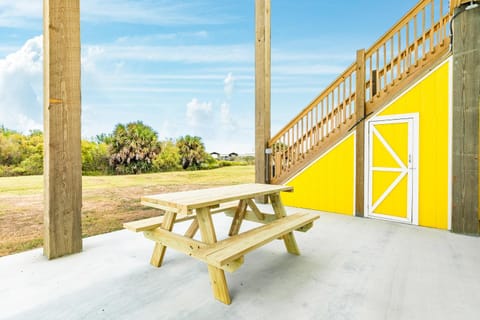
0,165,254,257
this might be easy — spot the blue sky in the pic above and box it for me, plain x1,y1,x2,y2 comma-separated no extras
0,0,420,153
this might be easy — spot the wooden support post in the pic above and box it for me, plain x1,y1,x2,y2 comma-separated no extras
269,193,300,255
43,0,82,259
150,211,177,267
255,0,271,203
196,208,231,305
355,49,366,218
451,3,480,235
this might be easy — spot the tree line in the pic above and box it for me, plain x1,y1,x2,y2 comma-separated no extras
0,122,252,177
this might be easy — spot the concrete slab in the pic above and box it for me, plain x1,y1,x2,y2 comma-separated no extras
1,210,480,320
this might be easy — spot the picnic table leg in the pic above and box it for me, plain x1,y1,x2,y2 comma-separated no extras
150,211,177,267
184,217,199,238
196,207,232,305
228,199,248,236
269,193,300,255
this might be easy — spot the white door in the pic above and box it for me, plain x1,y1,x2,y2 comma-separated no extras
365,114,418,224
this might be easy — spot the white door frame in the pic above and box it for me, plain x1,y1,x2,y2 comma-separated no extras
364,113,419,225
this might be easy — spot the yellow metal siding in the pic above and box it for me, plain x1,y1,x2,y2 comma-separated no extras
282,134,355,215
378,61,450,229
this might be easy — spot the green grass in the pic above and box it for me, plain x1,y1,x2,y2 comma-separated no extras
0,165,255,194
0,165,255,256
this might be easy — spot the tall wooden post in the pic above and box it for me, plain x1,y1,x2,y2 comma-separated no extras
255,0,271,202
43,0,83,258
451,2,480,235
355,49,366,217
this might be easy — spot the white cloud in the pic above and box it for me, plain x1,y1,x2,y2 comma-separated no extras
81,0,231,26
87,43,252,64
186,98,212,128
224,73,235,98
0,36,43,132
220,102,237,131
0,0,231,29
0,1,41,28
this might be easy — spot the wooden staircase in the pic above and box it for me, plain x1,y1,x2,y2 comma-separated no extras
268,0,453,184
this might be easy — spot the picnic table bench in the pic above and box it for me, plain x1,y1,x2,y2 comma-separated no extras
124,183,319,304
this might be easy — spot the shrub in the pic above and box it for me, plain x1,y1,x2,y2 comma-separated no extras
153,140,181,172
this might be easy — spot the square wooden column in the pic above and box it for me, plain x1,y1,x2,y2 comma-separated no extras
355,49,366,217
451,3,480,234
255,0,271,200
43,0,83,258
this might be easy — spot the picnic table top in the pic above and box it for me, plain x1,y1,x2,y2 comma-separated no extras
141,183,293,215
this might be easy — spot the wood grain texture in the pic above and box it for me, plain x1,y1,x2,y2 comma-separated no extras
150,211,177,267
142,183,292,215
255,0,271,200
196,207,231,304
355,49,366,218
184,218,199,238
451,5,480,234
228,200,247,236
43,0,82,259
202,212,320,266
124,201,239,232
269,193,300,255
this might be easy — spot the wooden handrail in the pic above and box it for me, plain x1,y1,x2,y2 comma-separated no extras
366,0,432,56
268,0,456,184
269,63,356,144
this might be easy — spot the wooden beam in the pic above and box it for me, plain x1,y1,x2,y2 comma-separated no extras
43,0,82,259
150,211,177,267
255,0,271,202
196,207,231,305
451,4,480,234
355,49,366,218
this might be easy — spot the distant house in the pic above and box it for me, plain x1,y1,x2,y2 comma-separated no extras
210,152,238,161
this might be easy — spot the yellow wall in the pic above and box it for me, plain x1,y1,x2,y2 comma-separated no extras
377,60,450,229
282,60,450,229
282,133,355,215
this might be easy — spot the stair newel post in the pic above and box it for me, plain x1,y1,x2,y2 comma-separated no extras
255,0,271,203
355,49,366,217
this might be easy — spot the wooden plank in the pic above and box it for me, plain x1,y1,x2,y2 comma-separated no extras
142,184,292,215
43,0,82,259
224,210,277,224
127,201,239,232
255,0,271,199
246,199,265,220
150,211,176,267
224,210,313,233
451,4,480,235
196,207,231,305
355,49,366,218
269,193,300,255
143,228,244,273
201,212,320,267
229,200,248,236
184,218,199,238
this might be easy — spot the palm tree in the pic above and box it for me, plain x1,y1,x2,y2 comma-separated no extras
108,121,161,174
176,135,206,169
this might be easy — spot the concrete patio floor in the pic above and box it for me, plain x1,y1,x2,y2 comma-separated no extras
1,208,480,320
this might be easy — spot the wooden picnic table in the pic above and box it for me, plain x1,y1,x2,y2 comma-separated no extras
124,183,319,304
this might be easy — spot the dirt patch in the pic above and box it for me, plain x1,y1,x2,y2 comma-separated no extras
0,183,232,257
